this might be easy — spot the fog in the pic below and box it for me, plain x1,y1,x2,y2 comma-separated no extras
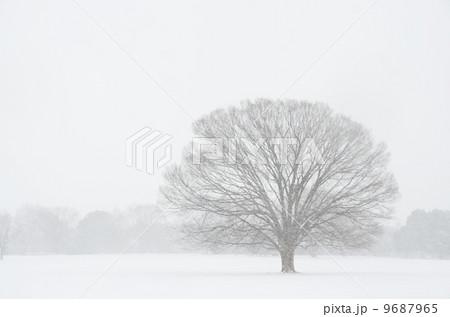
1,0,449,221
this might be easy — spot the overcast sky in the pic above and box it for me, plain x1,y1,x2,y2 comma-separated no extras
1,0,449,221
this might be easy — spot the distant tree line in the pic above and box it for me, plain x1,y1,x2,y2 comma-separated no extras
393,209,450,259
0,205,178,257
0,207,449,260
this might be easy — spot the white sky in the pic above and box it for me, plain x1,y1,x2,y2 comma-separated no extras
1,0,449,221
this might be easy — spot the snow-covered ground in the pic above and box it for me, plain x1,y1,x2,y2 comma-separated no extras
0,254,449,298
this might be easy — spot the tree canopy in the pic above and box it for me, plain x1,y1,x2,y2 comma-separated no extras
162,99,399,272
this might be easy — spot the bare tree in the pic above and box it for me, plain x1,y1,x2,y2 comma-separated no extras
116,205,176,253
0,212,12,260
161,99,399,272
11,205,78,254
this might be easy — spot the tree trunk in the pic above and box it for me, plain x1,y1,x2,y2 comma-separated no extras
280,247,296,273
0,249,3,261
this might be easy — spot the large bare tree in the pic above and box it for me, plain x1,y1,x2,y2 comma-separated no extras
161,99,398,272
